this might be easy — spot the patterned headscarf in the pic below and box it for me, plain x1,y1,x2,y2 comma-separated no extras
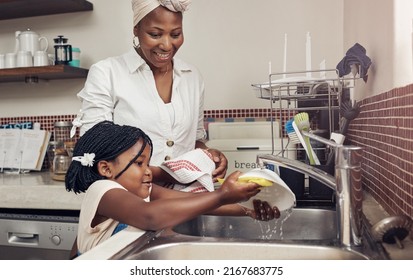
132,0,191,27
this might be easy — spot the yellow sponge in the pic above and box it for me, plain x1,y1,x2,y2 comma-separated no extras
238,177,273,187
217,177,273,187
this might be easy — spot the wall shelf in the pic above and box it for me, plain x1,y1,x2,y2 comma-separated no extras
0,0,93,20
0,65,89,83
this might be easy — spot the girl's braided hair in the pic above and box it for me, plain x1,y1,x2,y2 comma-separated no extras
65,121,153,194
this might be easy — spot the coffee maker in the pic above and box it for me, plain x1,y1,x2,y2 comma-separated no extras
53,35,72,65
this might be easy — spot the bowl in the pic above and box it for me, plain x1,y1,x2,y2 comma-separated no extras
238,168,296,211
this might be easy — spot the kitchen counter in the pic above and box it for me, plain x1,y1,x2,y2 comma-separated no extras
0,171,83,210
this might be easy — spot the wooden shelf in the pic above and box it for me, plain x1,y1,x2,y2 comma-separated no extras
0,65,89,83
0,0,93,20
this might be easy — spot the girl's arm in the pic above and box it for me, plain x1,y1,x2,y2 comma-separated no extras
151,180,280,220
97,172,261,231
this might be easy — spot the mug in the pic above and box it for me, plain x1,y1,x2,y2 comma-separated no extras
0,54,5,69
33,50,49,66
17,50,33,67
68,47,81,67
5,53,17,68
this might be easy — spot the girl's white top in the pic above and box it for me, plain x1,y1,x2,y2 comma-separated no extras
77,180,150,254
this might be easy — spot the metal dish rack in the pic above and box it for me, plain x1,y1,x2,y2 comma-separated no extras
252,69,354,162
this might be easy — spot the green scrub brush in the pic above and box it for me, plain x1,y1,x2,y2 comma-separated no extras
293,112,320,165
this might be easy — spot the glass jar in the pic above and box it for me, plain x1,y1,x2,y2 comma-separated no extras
53,155,70,175
54,121,72,143
47,141,64,172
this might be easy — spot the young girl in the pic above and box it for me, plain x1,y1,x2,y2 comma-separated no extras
65,121,279,256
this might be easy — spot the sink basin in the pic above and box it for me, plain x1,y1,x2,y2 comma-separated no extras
117,241,368,260
173,208,337,241
107,207,386,260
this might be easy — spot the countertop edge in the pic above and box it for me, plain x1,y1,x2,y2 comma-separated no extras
75,228,146,260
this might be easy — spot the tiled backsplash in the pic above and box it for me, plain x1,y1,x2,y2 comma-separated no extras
204,108,296,136
0,109,295,140
0,115,77,140
348,84,413,217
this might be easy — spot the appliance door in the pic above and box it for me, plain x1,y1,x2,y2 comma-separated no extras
206,138,295,175
0,209,79,260
0,245,72,260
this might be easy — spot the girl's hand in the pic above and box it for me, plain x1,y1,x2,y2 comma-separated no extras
217,171,261,205
244,199,281,221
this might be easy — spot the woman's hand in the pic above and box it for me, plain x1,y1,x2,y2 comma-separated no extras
206,148,228,181
244,199,281,221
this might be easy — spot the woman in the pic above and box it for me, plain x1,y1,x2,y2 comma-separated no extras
72,0,227,189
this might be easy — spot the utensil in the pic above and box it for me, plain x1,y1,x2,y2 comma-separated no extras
325,100,361,168
293,112,320,165
340,100,361,134
53,35,72,65
15,29,49,56
285,118,300,146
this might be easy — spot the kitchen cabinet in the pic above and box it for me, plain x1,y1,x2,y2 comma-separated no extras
0,0,93,20
0,65,88,83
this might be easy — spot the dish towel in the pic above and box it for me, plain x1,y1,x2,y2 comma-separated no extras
159,149,215,193
336,43,371,82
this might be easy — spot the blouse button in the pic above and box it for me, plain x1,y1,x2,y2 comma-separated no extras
164,156,171,161
166,140,174,147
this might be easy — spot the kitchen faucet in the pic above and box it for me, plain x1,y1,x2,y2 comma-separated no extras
257,131,363,248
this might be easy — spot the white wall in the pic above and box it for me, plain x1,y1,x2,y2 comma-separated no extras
394,0,413,87
343,0,413,99
0,0,343,117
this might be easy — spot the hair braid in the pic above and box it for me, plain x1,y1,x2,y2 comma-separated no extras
65,121,153,194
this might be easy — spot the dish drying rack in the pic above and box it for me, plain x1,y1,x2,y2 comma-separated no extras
252,69,356,162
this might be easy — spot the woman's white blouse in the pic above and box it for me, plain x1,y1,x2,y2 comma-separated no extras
76,48,206,166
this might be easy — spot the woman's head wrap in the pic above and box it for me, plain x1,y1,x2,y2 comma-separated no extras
132,0,191,27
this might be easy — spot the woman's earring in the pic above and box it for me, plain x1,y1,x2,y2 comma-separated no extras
133,36,140,49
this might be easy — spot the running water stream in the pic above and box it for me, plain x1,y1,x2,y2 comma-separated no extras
255,207,294,240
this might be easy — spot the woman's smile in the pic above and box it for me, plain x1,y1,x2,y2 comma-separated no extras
153,50,172,63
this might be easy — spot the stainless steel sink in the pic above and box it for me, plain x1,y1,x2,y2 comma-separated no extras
173,208,337,241
108,207,387,260
115,238,368,260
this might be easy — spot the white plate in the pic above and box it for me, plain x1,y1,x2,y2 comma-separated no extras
238,168,296,212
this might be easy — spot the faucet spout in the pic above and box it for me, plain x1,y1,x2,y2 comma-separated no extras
257,133,363,248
